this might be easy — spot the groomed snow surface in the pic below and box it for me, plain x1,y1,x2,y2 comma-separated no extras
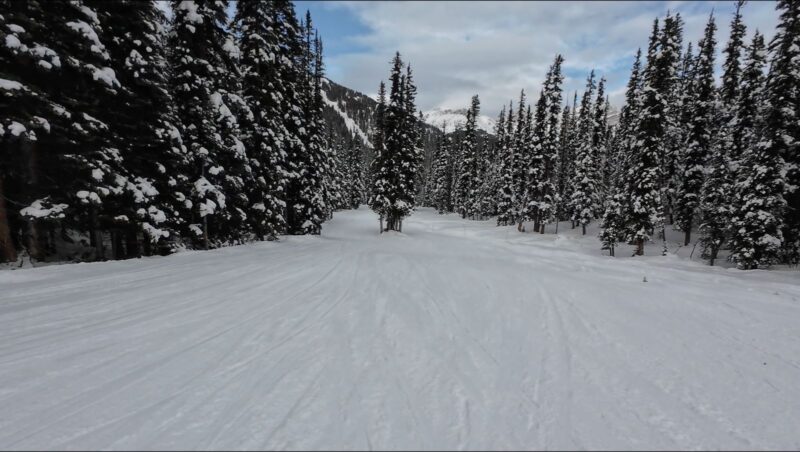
2,208,800,450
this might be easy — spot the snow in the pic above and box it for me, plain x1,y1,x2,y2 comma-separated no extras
222,37,240,60
0,78,24,91
91,66,120,88
65,21,108,58
79,5,99,24
177,1,203,24
423,107,496,134
1,208,800,449
8,121,26,136
19,199,68,219
6,23,25,34
4,33,22,50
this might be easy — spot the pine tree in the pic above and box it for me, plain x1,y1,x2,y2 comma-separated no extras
343,135,366,210
729,31,785,268
496,101,516,226
511,91,529,230
699,4,746,265
525,55,563,233
569,71,599,235
601,51,640,253
233,1,291,239
286,14,327,234
368,81,390,226
369,53,421,232
601,48,644,256
554,102,572,227
626,15,678,255
599,190,625,256
660,13,685,227
1,0,136,261
454,95,480,219
675,13,717,247
478,107,507,218
764,0,800,263
89,1,196,258
430,134,454,214
557,91,579,227
0,0,63,261
168,0,245,248
666,40,697,224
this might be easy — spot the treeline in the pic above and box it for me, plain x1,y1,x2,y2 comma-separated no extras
0,0,366,264
424,0,799,269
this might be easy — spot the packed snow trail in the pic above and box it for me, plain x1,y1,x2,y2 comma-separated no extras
2,208,800,450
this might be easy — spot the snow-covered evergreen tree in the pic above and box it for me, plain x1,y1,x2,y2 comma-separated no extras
511,91,530,230
764,0,800,263
699,4,745,265
430,133,454,214
675,13,717,247
625,15,679,255
232,1,291,239
0,0,67,261
496,101,516,226
556,92,579,226
454,95,481,219
525,55,563,233
91,1,196,257
343,135,366,210
729,31,785,269
477,110,504,219
568,71,599,235
168,0,245,248
368,53,421,232
659,13,685,226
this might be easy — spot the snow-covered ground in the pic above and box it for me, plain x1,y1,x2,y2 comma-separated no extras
2,208,800,450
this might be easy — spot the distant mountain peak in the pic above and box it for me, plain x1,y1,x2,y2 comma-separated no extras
422,107,496,134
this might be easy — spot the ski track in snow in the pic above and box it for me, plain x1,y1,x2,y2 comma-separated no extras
1,208,800,450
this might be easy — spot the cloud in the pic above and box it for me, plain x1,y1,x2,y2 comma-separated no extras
324,1,780,116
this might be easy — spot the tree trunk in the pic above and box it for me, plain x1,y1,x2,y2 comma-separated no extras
203,216,209,250
610,244,615,257
0,176,17,263
709,242,720,266
539,224,545,234
582,224,586,235
126,225,141,258
27,219,43,261
142,236,151,256
635,238,644,256
23,137,43,261
90,207,104,260
111,229,122,260
684,228,691,247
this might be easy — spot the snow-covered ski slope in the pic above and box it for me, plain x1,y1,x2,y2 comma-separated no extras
2,208,800,450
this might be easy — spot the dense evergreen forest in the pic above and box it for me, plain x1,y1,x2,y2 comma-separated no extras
2,0,799,271
422,0,800,269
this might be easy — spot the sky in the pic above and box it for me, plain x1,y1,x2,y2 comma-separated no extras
294,1,781,117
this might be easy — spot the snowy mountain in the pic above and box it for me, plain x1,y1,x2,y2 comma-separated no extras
321,78,442,170
320,78,377,148
422,107,497,134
